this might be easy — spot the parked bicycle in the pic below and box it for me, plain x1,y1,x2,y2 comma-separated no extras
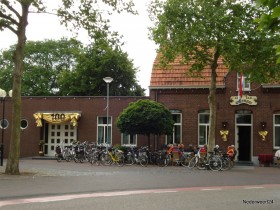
55,142,77,162
188,148,222,171
124,146,149,167
100,147,125,166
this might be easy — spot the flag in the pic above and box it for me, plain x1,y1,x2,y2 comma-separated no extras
238,73,244,100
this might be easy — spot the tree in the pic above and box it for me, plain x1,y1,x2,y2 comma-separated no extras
149,0,280,152
256,0,280,63
0,38,145,96
58,37,145,96
116,99,174,148
0,38,83,95
256,0,280,31
0,0,135,175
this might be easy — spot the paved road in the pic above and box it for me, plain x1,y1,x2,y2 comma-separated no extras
0,159,280,209
1,185,280,210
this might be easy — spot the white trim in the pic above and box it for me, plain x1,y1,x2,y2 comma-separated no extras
273,114,280,149
235,113,253,162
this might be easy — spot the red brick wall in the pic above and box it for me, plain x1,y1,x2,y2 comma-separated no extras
1,71,279,158
1,96,148,157
150,71,280,156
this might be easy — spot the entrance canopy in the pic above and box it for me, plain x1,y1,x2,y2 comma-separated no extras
33,111,81,127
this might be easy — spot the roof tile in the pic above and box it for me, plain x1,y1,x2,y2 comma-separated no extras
150,54,228,88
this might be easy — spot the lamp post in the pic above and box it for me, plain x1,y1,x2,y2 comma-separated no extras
0,89,12,166
103,77,113,152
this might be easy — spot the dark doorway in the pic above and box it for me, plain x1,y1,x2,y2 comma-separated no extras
237,126,251,161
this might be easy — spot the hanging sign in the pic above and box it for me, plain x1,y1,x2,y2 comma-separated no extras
230,95,257,106
33,112,81,127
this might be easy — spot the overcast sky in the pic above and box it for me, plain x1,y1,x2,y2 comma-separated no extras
0,0,157,95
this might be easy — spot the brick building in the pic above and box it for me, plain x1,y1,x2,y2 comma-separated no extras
149,55,280,165
1,55,280,165
1,96,148,158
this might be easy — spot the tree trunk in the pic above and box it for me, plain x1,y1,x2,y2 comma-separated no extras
207,50,219,153
5,3,30,175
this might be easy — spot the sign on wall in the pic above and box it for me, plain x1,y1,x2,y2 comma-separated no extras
33,112,81,127
230,95,257,106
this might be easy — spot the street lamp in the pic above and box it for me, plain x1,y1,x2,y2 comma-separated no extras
103,77,113,152
0,88,12,166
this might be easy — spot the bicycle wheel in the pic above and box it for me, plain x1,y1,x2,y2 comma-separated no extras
180,155,192,167
197,157,207,170
55,153,62,162
63,150,71,162
90,151,99,165
124,154,134,166
188,156,197,169
221,157,231,171
139,155,148,167
209,157,222,171
74,153,80,163
156,155,167,167
116,153,125,167
100,153,112,166
79,154,86,163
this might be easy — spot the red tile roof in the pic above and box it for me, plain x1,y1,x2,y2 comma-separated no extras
150,54,228,89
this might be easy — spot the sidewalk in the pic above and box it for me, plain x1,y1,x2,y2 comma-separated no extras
1,157,277,177
0,158,279,202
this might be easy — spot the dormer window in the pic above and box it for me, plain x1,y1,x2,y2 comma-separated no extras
237,73,250,92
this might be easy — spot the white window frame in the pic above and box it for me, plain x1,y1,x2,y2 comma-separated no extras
274,114,280,149
237,73,250,91
198,111,210,147
97,116,112,146
166,112,182,145
121,133,137,146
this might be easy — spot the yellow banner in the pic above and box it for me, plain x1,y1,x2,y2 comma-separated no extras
230,95,257,106
33,112,81,127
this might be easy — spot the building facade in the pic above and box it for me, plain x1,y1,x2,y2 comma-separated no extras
149,56,280,165
1,56,280,165
0,96,148,158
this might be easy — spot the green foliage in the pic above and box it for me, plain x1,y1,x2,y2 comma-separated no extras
256,0,280,32
256,0,280,64
0,0,137,175
0,38,145,96
149,0,280,83
116,99,174,136
58,38,145,96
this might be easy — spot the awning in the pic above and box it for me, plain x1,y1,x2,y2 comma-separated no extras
33,111,81,127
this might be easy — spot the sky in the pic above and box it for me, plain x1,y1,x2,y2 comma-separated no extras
0,0,157,96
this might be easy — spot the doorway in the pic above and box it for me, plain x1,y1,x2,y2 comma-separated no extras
237,126,251,161
45,123,77,156
235,113,252,162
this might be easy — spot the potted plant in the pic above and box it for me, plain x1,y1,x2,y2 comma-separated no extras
38,140,45,156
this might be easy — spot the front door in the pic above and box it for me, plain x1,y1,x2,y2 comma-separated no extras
46,123,77,156
237,126,251,161
235,113,252,162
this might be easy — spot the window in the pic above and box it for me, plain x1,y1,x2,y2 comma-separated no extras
237,73,250,91
122,133,137,146
274,114,280,149
198,111,210,146
97,116,112,145
166,112,182,145
20,119,28,130
0,119,8,129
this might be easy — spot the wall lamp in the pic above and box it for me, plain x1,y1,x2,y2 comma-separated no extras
260,122,266,130
222,121,228,129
